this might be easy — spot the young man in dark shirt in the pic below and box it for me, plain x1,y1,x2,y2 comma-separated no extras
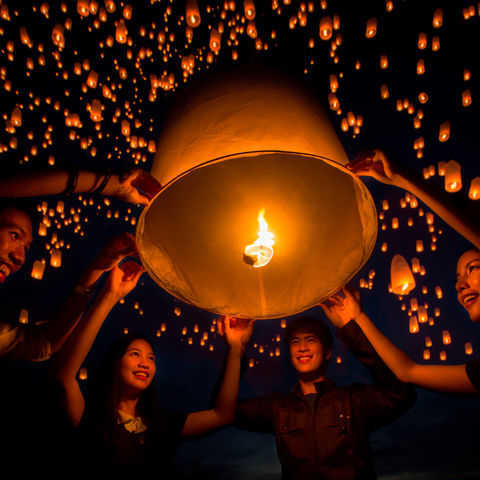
234,294,416,480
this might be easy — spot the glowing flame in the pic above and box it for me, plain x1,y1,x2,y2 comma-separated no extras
244,210,275,268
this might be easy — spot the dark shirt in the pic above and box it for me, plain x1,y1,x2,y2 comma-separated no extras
234,320,416,480
466,360,480,391
73,407,187,476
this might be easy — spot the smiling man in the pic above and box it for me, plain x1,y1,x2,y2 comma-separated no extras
233,314,416,480
0,199,141,362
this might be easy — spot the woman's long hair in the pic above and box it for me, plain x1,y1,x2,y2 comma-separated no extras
86,333,159,436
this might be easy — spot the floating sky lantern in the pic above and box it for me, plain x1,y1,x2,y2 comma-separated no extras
468,177,480,199
433,8,443,28
244,0,256,20
390,254,415,295
19,309,28,325
462,89,472,107
438,121,450,142
137,69,377,319
186,0,201,27
409,315,419,333
444,159,462,192
319,16,333,40
365,17,377,38
31,260,46,280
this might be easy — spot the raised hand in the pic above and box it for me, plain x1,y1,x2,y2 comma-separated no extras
111,169,162,205
90,232,138,272
104,260,144,301
218,316,254,355
319,285,362,328
347,148,400,186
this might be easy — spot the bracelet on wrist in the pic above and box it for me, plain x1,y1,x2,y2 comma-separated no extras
62,168,79,195
92,169,112,195
74,284,94,296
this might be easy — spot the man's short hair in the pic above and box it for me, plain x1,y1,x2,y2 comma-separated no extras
284,316,334,353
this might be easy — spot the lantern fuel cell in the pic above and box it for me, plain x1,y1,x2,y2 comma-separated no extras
244,210,274,268
137,69,377,319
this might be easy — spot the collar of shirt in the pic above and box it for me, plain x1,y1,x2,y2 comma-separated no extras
292,378,337,399
117,410,148,434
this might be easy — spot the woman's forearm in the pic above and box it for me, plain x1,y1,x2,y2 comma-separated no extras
393,168,480,249
354,312,416,383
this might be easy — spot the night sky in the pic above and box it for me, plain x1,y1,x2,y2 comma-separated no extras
0,1,479,478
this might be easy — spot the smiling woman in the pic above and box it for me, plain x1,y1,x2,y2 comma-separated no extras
456,249,480,324
50,257,253,475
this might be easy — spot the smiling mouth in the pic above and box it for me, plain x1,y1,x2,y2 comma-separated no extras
0,263,11,278
297,356,312,363
134,371,149,380
463,293,479,308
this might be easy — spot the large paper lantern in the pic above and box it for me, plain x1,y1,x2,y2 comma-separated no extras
137,69,377,319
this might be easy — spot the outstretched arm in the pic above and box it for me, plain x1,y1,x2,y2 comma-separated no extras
348,148,480,249
45,233,138,354
51,260,143,426
181,317,254,437
321,286,477,394
0,168,161,205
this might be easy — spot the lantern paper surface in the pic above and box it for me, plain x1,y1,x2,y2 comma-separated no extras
137,70,377,319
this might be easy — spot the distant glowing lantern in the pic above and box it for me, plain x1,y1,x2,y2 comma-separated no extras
442,330,451,345
462,89,472,107
209,29,221,52
77,0,90,16
19,309,29,325
104,0,116,13
438,121,450,142
417,32,427,49
52,24,65,47
319,16,332,40
444,160,462,192
433,8,443,28
465,342,473,355
137,70,377,319
410,298,418,312
31,260,46,279
409,316,419,333
468,177,480,199
116,19,128,43
244,0,256,20
432,36,440,51
417,306,427,323
390,254,415,295
416,59,425,75
50,249,62,267
79,367,88,380
423,349,430,360
11,107,22,127
418,92,428,104
365,17,377,38
186,0,201,27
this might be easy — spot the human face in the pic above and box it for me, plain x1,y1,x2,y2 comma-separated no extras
0,208,33,283
119,339,156,394
456,249,480,323
289,332,331,377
